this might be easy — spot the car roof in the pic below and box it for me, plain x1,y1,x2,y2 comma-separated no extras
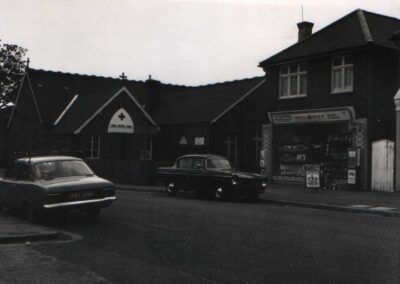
15,156,82,164
177,154,227,160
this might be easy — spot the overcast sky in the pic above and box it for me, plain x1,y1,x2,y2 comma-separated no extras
1,0,399,85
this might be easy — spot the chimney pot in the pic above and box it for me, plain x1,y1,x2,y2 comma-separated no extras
297,21,314,42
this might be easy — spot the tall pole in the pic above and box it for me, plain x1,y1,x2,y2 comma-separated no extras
391,31,400,192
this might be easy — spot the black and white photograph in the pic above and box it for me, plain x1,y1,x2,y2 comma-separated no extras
1,0,400,283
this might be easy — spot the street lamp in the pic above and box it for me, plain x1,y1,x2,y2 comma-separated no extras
391,30,400,192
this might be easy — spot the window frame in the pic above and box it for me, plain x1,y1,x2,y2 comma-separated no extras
279,63,307,99
331,55,354,94
85,135,101,159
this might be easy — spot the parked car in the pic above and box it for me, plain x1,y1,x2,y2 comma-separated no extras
0,156,116,222
157,154,267,201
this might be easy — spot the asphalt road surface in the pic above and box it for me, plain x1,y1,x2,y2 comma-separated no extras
6,189,400,283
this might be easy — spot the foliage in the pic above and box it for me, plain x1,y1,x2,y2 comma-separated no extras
0,40,27,108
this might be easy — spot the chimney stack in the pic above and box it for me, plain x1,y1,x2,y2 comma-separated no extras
297,21,314,42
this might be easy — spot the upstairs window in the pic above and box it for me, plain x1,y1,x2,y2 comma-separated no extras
279,63,307,98
331,56,353,93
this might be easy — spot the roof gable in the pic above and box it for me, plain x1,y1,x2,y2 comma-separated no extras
73,87,159,134
260,9,400,66
7,71,43,128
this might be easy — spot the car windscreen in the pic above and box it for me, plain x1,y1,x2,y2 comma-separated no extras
206,158,231,170
33,160,94,179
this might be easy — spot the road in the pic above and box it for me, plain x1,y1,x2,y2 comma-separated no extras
2,189,400,284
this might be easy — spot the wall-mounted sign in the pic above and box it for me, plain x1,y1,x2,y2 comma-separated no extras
268,107,355,125
348,169,356,184
194,137,205,146
108,108,134,134
179,136,188,145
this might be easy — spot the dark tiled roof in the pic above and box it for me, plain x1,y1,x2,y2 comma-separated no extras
260,9,400,66
22,69,265,132
26,69,150,133
151,77,265,125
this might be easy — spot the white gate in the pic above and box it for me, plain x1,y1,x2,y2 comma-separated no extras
371,140,394,192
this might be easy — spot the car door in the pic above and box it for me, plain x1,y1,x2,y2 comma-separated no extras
175,157,194,190
12,164,37,208
0,163,19,207
190,157,207,192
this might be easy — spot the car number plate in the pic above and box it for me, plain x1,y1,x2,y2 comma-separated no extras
69,191,94,200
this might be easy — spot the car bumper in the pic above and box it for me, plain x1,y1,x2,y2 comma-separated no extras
43,196,116,209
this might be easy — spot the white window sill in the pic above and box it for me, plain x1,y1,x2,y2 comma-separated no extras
279,94,307,100
331,89,353,94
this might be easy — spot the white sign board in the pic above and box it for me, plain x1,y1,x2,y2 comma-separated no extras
194,137,205,145
306,171,320,188
269,107,354,125
348,169,356,184
108,108,134,134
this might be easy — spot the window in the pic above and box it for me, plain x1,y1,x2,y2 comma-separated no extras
252,128,263,167
207,158,231,170
192,157,206,169
177,158,194,169
84,136,100,159
331,55,353,93
280,63,307,98
225,133,238,166
139,136,153,160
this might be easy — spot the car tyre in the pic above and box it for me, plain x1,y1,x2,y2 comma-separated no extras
214,185,230,201
165,182,178,196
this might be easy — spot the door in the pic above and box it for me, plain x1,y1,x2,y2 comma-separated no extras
371,140,394,192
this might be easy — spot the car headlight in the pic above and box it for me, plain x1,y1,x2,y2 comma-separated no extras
262,182,267,188
232,179,237,186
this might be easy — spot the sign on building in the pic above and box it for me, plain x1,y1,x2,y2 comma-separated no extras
108,108,134,134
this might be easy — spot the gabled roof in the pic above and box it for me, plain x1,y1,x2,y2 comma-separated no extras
260,9,400,66
151,77,265,125
15,69,159,133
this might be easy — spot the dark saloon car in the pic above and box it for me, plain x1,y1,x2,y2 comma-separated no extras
157,154,267,201
0,156,116,222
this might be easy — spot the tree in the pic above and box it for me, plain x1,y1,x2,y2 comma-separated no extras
0,40,27,108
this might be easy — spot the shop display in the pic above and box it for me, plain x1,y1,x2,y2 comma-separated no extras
273,125,353,187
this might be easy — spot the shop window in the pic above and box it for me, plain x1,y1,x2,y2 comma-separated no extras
225,133,238,166
331,55,353,93
84,135,100,159
279,63,307,98
273,124,353,186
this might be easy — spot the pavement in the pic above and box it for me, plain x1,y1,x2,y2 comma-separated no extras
0,211,60,244
117,183,400,217
1,182,400,244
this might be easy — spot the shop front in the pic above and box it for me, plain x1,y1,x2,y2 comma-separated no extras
261,107,368,190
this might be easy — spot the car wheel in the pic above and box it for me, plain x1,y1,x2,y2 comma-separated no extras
86,208,100,222
165,182,177,196
214,186,230,201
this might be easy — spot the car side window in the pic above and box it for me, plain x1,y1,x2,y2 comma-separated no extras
192,157,205,169
177,158,194,169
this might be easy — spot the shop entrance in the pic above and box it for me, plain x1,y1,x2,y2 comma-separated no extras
273,123,353,188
